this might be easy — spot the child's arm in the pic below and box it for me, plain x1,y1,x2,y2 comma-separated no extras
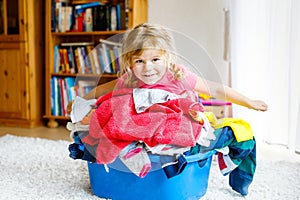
83,79,117,100
194,77,268,111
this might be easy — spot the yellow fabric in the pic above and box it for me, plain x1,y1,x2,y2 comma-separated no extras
204,112,254,142
199,93,211,100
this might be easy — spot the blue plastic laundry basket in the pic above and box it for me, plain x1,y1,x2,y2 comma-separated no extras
87,152,214,200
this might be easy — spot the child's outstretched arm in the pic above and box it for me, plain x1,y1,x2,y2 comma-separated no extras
194,77,268,111
83,79,117,100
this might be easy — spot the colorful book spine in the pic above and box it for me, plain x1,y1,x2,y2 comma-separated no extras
51,76,77,116
86,45,96,74
65,77,76,101
75,2,101,12
62,48,70,73
50,77,56,115
67,47,76,73
77,47,85,74
54,45,60,73
92,48,102,74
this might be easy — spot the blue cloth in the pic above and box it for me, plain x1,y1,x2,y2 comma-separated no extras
68,131,96,162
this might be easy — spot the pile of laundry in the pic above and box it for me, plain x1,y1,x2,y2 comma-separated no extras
67,88,257,196
67,88,216,178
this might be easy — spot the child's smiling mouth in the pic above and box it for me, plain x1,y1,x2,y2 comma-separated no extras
143,73,156,77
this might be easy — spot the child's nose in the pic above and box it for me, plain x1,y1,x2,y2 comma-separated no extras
144,61,154,70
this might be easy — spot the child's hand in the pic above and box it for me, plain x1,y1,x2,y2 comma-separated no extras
248,100,268,111
66,100,74,114
80,109,95,125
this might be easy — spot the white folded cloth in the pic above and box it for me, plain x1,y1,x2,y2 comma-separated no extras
70,96,96,123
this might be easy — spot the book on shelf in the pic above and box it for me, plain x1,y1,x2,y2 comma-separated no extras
92,47,101,74
51,0,56,32
80,46,90,73
52,0,128,32
51,76,60,116
98,39,122,73
59,78,68,116
86,45,98,74
50,77,56,115
113,46,121,72
50,76,74,116
51,76,97,117
67,46,76,73
77,80,98,97
74,1,101,12
110,5,117,31
65,77,76,101
63,48,71,73
54,1,73,32
54,45,60,73
54,41,121,75
93,4,107,31
99,43,112,73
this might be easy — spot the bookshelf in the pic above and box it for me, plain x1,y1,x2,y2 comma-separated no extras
44,0,148,127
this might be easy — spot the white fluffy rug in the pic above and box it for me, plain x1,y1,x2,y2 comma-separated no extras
0,134,300,200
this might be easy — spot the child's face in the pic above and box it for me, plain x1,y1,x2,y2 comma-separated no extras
131,49,167,85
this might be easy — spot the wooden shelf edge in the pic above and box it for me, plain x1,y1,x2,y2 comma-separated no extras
43,115,70,120
51,73,118,78
51,30,125,36
72,0,110,5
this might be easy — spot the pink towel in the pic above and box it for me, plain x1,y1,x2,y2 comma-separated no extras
83,88,204,164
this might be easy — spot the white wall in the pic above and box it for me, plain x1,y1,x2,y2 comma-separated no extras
287,0,300,150
148,0,230,85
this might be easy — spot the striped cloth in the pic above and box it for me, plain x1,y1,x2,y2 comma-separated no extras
190,126,256,196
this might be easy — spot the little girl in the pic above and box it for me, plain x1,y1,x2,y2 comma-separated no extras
81,23,267,112
69,23,268,196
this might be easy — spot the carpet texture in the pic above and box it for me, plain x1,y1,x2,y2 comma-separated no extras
0,134,299,200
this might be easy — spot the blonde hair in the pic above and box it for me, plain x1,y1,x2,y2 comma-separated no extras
119,23,184,87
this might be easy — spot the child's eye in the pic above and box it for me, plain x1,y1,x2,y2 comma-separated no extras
135,59,144,63
153,58,160,62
